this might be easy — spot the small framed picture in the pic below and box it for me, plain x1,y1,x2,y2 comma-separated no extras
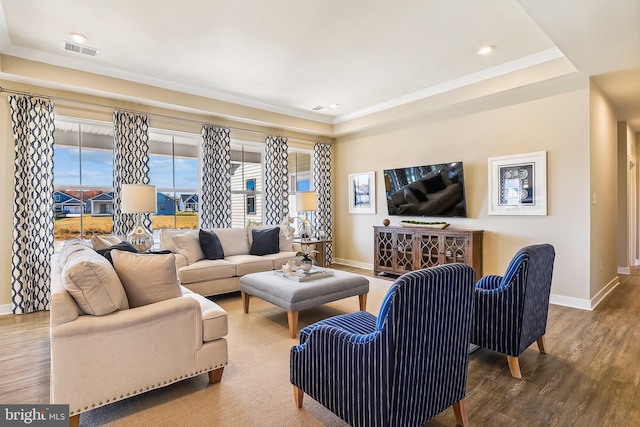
348,171,376,214
488,151,547,215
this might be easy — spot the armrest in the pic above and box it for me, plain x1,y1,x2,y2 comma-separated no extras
475,275,504,292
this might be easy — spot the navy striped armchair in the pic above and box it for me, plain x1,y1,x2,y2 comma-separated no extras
290,264,476,427
472,244,556,379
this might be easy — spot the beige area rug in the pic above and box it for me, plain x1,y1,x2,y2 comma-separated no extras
80,274,394,427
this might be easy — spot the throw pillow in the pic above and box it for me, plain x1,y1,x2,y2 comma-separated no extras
96,241,139,265
91,235,123,250
423,174,447,193
249,227,280,256
172,230,205,265
62,249,129,315
199,229,225,260
111,250,182,308
403,187,419,204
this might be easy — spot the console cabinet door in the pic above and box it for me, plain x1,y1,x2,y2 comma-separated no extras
373,227,415,275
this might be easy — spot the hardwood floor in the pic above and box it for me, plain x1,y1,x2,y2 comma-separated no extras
2,266,640,426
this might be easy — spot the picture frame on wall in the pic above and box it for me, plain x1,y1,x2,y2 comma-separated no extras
349,171,376,214
488,151,547,215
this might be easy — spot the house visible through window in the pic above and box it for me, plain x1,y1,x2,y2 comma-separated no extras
53,118,114,250
231,141,262,227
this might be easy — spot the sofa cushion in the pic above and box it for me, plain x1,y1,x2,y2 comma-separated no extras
173,230,205,265
58,239,93,268
111,250,182,308
62,246,130,315
261,251,298,269
199,229,225,260
91,234,123,250
96,241,139,265
211,228,250,256
225,254,274,276
249,227,280,256
177,259,236,284
182,288,229,342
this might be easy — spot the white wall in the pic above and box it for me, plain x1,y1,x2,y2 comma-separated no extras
334,85,596,306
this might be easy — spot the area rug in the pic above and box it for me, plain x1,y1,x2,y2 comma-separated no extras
80,274,394,426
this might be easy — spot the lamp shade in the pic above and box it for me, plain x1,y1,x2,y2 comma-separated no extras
121,184,157,214
296,191,317,212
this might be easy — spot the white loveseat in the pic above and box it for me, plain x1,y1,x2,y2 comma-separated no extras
159,226,301,297
50,240,228,427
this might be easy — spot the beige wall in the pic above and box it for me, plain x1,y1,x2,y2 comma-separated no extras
589,81,620,301
0,100,13,306
334,86,595,305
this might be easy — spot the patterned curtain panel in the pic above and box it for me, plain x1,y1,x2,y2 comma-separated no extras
9,95,55,314
112,112,150,236
313,142,333,264
201,125,232,228
264,136,289,225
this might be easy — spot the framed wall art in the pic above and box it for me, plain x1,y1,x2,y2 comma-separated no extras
488,151,547,215
348,171,376,214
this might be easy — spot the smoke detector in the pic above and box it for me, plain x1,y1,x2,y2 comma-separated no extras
63,41,100,57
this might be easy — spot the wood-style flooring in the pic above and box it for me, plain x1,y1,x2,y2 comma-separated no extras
2,265,640,426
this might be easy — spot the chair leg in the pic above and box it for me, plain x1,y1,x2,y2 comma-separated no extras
69,414,80,427
507,355,522,379
452,399,469,427
293,385,304,408
537,336,546,354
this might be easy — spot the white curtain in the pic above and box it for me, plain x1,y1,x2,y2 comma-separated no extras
314,142,333,264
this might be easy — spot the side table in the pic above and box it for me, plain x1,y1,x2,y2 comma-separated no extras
293,238,332,267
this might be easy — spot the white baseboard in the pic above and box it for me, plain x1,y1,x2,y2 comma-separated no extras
331,257,374,271
0,304,13,316
618,266,630,274
333,258,619,312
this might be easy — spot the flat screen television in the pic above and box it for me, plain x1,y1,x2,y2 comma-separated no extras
384,162,467,217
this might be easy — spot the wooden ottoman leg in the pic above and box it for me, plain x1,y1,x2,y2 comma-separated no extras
359,293,368,311
241,291,250,313
288,311,299,339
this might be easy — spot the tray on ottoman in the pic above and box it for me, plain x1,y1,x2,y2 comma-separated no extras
239,269,369,338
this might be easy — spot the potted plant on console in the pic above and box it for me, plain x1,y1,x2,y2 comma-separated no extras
296,245,318,272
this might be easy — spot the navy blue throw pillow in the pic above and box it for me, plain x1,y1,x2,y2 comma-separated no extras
423,174,447,193
96,241,139,265
199,229,225,260
250,227,280,256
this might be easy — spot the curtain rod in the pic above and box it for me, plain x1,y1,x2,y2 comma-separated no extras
0,86,328,144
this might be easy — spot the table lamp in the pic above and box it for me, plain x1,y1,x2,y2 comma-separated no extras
121,184,156,252
296,191,317,240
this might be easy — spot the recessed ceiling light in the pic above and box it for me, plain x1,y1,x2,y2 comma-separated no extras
70,33,87,44
328,103,339,109
477,45,494,55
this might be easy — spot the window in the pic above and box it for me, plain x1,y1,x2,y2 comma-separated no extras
230,141,262,227
53,118,114,250
288,150,314,216
148,129,200,233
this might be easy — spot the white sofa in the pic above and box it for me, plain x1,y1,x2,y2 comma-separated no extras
159,226,300,297
50,240,228,427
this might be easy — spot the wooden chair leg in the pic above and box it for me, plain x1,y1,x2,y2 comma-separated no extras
507,355,522,379
293,385,304,408
69,414,80,427
452,399,469,427
537,336,546,354
208,367,224,384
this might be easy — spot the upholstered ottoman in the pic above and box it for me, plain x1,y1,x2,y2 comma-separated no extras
239,269,369,338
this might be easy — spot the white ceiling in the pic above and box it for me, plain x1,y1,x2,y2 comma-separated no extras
0,0,638,131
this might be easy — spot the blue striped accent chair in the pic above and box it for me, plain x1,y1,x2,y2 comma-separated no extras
290,264,476,427
472,244,556,379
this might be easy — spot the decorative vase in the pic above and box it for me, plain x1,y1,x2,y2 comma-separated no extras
300,260,313,272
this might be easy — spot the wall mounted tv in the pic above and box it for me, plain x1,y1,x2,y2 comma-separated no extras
384,162,467,217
